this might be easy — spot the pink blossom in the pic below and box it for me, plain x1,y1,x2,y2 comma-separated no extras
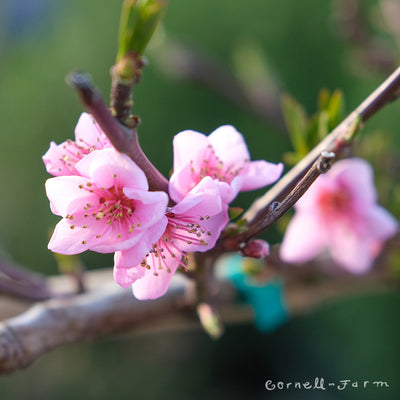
169,126,284,203
280,158,398,273
114,176,229,299
46,148,168,262
43,112,111,176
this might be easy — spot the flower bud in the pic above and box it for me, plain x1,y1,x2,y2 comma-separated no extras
242,239,270,259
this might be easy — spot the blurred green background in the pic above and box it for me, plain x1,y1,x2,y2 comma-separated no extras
0,0,399,398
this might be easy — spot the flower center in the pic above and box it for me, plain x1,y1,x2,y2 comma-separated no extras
139,212,212,276
318,188,351,215
190,145,245,185
66,180,138,241
60,140,92,172
60,134,108,173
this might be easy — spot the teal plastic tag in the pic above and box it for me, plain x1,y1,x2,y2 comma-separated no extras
216,254,288,332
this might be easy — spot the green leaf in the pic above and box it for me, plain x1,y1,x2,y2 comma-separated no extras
317,110,329,141
282,151,302,165
117,0,167,61
327,89,344,130
228,207,244,220
317,88,331,111
281,93,309,156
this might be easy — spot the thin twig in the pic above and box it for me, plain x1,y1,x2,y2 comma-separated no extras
333,0,396,74
66,72,169,193
0,279,51,302
221,151,336,250
0,260,51,301
0,260,47,289
110,53,146,127
243,66,400,226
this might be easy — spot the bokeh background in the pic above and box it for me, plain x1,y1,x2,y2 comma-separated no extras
0,0,400,399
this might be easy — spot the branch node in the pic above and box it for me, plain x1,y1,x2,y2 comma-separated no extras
270,201,280,212
317,151,336,173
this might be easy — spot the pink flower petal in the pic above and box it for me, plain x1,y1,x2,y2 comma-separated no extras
174,205,229,253
76,148,148,190
280,212,327,263
294,174,331,212
131,253,181,300
113,217,168,269
42,142,78,176
364,205,398,240
208,125,250,165
169,163,197,203
331,158,376,207
171,176,223,217
329,223,374,273
172,130,209,171
74,112,110,148
45,176,96,216
239,160,284,191
113,265,146,289
48,219,99,254
123,189,168,229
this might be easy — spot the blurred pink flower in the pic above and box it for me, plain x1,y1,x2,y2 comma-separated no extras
43,112,111,176
46,148,168,260
169,126,283,203
114,176,229,299
280,158,398,273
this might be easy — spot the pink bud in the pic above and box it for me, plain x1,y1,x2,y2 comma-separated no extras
242,239,270,259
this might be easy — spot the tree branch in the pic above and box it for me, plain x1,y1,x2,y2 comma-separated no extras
0,256,395,375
